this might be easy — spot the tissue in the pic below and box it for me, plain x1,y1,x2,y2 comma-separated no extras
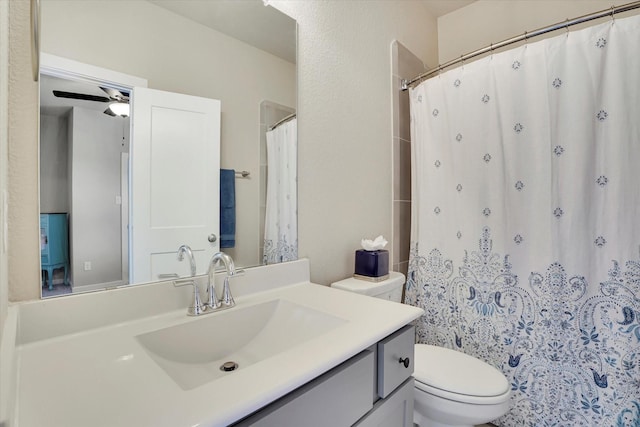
361,235,388,251
355,235,389,280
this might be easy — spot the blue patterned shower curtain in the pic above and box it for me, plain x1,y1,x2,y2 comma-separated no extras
405,15,640,427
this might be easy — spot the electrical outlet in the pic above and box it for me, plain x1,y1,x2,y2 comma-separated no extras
84,261,92,271
115,195,122,205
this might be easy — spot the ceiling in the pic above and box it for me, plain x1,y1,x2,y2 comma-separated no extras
421,0,476,18
146,1,472,64
148,0,296,64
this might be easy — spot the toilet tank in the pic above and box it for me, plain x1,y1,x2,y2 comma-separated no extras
330,272,405,302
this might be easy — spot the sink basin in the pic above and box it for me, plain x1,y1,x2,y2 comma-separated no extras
136,298,347,390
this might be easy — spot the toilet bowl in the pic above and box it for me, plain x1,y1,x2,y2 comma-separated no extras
330,274,510,427
413,344,511,427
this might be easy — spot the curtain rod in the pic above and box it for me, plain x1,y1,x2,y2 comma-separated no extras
269,112,296,131
402,0,640,91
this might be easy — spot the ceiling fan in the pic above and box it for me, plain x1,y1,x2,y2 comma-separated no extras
52,86,130,117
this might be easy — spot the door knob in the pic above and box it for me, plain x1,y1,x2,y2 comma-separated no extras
208,234,217,243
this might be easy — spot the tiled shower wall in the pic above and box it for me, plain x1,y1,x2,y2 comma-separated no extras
391,41,425,280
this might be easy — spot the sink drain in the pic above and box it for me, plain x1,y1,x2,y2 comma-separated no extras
220,361,239,372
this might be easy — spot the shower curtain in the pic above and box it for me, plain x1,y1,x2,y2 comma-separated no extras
406,15,640,427
263,118,298,264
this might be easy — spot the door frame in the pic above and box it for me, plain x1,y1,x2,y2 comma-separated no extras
40,53,147,94
39,53,147,295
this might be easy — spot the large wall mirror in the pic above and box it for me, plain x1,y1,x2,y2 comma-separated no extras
38,0,297,298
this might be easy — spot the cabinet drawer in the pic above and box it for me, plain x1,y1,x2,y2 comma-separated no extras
377,325,415,398
235,350,374,427
41,255,49,265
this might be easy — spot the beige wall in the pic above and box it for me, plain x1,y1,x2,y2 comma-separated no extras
438,0,636,64
1,0,10,329
271,0,437,286
8,0,40,302
7,0,295,301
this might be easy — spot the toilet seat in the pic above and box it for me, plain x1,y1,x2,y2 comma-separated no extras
413,344,510,405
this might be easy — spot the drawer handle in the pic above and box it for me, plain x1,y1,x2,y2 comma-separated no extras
398,357,410,368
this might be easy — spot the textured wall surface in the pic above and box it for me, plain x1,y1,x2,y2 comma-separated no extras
438,0,639,64
1,0,11,331
8,0,40,302
272,0,437,285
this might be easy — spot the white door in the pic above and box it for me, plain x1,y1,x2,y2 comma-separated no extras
131,87,221,283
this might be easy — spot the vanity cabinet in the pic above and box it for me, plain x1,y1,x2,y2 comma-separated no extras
235,351,375,427
354,378,414,427
234,325,415,427
40,213,69,290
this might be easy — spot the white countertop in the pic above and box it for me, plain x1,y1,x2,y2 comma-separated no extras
14,269,422,427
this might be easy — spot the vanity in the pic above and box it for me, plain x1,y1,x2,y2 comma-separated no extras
6,259,423,426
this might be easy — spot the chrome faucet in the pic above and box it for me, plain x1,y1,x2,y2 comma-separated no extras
206,252,242,310
174,251,242,316
177,245,197,276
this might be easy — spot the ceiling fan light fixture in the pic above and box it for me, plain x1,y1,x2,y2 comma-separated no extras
109,102,130,117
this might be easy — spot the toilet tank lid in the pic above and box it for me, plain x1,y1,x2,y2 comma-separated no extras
330,272,405,296
413,344,509,397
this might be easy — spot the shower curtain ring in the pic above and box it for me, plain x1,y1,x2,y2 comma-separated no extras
610,5,615,23
565,19,570,36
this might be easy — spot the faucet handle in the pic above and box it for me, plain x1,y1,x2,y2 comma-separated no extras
173,280,205,316
206,281,221,310
220,276,236,308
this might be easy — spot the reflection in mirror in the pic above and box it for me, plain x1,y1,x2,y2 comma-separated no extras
40,74,132,297
39,0,296,298
261,104,298,264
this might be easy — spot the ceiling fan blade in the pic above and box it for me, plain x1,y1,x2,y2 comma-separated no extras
100,87,130,103
103,108,116,117
53,90,111,103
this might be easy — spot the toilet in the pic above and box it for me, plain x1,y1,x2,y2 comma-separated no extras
331,273,511,427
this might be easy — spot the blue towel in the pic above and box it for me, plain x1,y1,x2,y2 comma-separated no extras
219,169,236,248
